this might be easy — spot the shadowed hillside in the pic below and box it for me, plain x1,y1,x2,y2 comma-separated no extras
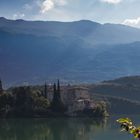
1,18,140,86
88,76,140,115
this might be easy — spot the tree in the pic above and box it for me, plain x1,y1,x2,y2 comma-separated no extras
0,93,14,116
93,101,108,117
13,86,29,107
11,86,50,117
57,79,60,99
51,80,66,113
44,82,48,98
52,83,57,102
0,79,3,95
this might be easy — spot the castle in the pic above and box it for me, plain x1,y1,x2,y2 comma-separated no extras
42,80,95,116
0,79,96,116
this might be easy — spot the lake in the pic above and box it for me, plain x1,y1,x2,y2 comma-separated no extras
0,116,139,140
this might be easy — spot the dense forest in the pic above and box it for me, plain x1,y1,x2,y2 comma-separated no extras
0,79,108,118
1,75,140,117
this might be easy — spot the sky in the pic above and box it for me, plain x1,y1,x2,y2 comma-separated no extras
0,0,140,28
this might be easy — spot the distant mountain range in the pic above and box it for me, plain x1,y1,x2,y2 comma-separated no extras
1,17,140,86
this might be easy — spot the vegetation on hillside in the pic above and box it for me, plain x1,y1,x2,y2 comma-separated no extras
88,76,140,115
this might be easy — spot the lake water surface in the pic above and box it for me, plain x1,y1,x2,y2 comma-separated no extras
0,116,139,140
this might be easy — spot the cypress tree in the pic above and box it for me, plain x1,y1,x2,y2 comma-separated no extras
51,83,57,111
0,79,3,94
51,81,65,113
52,83,57,102
44,82,48,98
57,79,60,99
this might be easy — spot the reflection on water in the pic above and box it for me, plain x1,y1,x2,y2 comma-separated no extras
0,118,107,140
1,116,140,140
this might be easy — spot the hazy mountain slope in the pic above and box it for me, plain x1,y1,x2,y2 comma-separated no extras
1,17,140,45
1,29,140,86
1,18,140,86
103,76,140,86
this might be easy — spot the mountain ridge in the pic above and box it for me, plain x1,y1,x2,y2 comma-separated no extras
0,17,140,45
1,18,140,86
0,17,140,30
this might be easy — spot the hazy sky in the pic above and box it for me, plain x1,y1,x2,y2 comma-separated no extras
0,0,140,28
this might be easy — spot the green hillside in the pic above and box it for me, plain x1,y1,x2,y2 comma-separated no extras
88,76,140,115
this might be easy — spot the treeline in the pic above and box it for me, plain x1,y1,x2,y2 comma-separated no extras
0,80,66,117
0,79,108,118
0,86,50,117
